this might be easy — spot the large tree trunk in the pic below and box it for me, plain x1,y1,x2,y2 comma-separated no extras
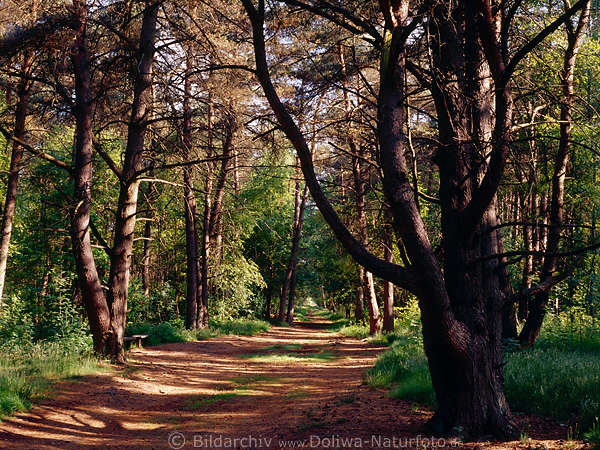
69,0,111,355
242,0,536,438
107,1,158,363
0,52,33,304
519,2,591,347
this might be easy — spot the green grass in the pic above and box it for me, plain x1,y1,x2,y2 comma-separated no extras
0,339,106,418
228,375,279,386
240,350,339,362
260,344,303,351
184,372,280,410
183,392,245,409
367,311,600,435
584,418,600,447
126,318,271,346
286,389,309,399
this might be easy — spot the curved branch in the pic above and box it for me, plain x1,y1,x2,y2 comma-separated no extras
241,0,416,293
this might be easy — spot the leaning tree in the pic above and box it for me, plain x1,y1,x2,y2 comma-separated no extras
240,0,593,439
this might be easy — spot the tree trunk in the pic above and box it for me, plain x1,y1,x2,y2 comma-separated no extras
241,0,531,437
286,184,308,324
339,43,380,334
354,271,364,323
69,0,111,355
0,52,33,305
279,163,302,322
182,47,200,329
382,207,395,333
352,155,380,335
141,164,155,298
107,0,158,363
197,98,214,329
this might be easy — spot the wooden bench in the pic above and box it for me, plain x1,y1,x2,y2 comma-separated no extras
124,334,150,348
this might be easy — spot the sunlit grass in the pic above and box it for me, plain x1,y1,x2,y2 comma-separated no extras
260,344,302,351
240,350,339,362
228,375,279,386
183,392,247,409
0,339,106,418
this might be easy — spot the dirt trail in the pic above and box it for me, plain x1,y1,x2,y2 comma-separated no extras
0,312,580,449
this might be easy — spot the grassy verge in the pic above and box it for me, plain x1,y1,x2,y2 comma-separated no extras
126,318,271,346
0,337,106,418
367,308,600,439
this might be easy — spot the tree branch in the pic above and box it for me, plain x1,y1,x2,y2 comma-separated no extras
0,126,73,175
241,0,417,293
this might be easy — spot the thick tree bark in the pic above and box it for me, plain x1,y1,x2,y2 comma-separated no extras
0,52,33,304
107,0,158,363
519,1,591,347
69,0,111,355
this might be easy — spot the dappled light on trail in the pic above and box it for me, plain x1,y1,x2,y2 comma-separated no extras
0,311,580,449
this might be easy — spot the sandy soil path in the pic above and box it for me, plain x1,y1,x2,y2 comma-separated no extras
0,312,581,449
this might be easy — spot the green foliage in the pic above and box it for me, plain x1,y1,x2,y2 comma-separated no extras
36,271,88,341
209,318,271,336
584,418,600,446
125,318,271,346
211,253,266,320
125,321,197,346
0,295,34,345
127,281,180,325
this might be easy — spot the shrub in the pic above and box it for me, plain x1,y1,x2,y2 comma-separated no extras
125,318,271,346
0,295,34,346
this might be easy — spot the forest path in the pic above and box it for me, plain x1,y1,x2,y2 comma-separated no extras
0,311,577,449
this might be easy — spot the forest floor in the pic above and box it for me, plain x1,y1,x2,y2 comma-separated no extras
0,312,586,449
